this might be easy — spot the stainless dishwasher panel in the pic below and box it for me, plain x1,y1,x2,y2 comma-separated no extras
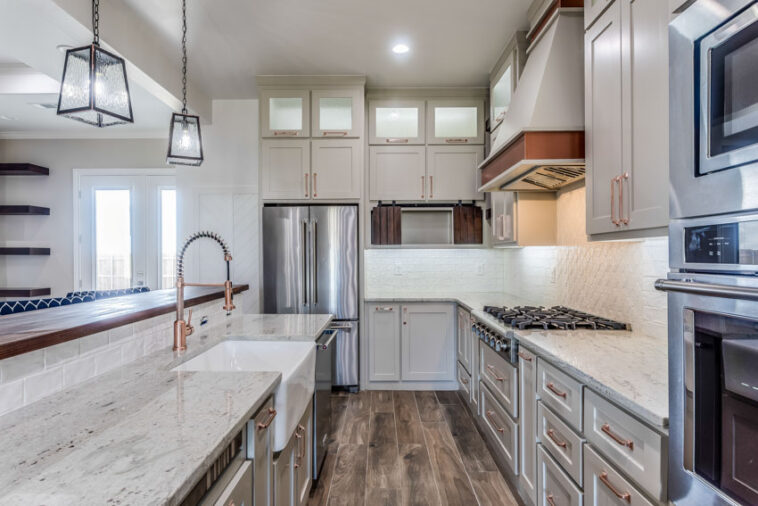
331,321,359,387
314,330,335,480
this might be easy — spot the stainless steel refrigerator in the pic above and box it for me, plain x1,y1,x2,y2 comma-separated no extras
262,205,359,388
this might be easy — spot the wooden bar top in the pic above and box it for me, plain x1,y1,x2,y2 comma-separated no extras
0,285,249,360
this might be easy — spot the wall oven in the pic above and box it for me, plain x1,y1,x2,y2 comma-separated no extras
670,0,758,219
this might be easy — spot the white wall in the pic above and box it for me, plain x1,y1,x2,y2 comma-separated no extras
177,100,260,312
0,138,168,297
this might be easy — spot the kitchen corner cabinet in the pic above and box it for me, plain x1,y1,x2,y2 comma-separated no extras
367,304,401,381
585,0,669,236
311,89,363,138
401,304,455,382
426,146,484,201
310,139,361,199
261,90,310,138
261,140,310,200
369,99,426,145
426,99,485,145
369,146,426,201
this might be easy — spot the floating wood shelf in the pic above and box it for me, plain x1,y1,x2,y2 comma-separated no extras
0,247,51,255
0,205,50,216
0,163,50,176
0,287,51,298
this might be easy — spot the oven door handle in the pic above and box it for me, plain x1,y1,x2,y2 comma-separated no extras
654,279,758,301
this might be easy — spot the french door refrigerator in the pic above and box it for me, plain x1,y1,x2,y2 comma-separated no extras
262,205,359,389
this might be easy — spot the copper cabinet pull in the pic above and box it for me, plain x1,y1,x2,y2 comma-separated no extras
611,176,620,226
486,364,504,382
547,429,568,449
546,494,557,506
313,172,318,197
460,376,469,384
485,410,505,433
293,428,303,468
620,172,629,225
304,173,310,197
601,423,634,450
421,176,425,199
430,175,434,199
518,351,533,362
257,407,277,430
445,138,469,143
599,471,631,502
322,131,347,136
375,306,394,312
546,382,567,399
495,112,506,123
386,138,409,143
274,130,298,136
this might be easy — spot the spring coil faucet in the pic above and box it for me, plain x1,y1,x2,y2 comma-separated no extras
174,231,235,351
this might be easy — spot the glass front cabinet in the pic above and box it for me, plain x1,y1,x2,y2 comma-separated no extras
260,89,310,138
311,88,363,138
426,99,485,145
369,99,426,145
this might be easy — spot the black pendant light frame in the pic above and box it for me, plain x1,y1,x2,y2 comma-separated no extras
167,0,204,166
56,0,134,127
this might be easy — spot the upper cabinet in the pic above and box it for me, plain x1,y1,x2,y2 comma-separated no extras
311,88,363,138
585,0,615,29
584,0,669,236
426,99,485,145
261,89,310,138
426,145,483,201
489,32,527,134
369,99,426,145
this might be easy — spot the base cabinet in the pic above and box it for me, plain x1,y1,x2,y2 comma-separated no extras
249,398,275,506
538,445,584,506
367,304,401,381
273,437,294,506
271,401,313,506
519,348,538,504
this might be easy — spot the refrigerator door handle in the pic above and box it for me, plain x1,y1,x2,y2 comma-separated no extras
311,219,318,305
302,220,309,307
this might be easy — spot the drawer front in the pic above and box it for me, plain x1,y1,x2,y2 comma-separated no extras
538,445,583,506
538,401,585,487
458,361,471,397
537,358,583,432
480,382,519,475
480,343,519,418
584,445,654,506
584,390,664,501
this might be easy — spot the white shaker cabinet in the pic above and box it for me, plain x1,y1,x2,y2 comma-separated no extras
426,146,484,201
426,99,485,145
311,88,363,139
261,89,310,138
457,306,472,374
261,140,311,200
518,347,538,504
585,0,615,29
401,303,456,382
310,139,362,199
369,146,426,201
369,99,425,145
367,304,401,382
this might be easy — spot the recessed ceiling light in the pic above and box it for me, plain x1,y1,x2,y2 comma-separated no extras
392,43,410,55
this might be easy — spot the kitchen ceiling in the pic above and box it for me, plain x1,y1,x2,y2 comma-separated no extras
120,0,532,98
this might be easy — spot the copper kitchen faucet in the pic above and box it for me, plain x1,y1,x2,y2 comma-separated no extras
173,231,235,351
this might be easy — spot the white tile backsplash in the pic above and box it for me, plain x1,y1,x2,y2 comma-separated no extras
24,367,63,404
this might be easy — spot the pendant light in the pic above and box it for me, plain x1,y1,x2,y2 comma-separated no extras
56,0,134,127
167,0,203,166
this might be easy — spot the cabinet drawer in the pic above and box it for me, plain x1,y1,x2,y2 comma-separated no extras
584,445,654,506
480,382,519,475
538,401,585,487
537,358,583,432
458,361,471,397
538,445,583,506
480,344,518,418
584,390,665,501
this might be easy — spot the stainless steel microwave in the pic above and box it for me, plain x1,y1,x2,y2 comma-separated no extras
671,1,758,219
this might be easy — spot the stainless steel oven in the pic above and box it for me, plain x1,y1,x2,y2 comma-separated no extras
670,0,758,218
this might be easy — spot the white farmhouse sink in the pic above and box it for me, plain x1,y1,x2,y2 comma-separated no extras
173,340,315,451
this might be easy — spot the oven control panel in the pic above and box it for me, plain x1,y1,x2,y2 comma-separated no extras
685,219,758,266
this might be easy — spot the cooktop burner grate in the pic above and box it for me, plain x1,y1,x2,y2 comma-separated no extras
482,305,629,331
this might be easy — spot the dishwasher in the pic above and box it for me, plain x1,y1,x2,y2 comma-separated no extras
313,329,336,480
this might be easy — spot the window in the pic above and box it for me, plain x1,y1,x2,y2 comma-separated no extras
76,171,176,292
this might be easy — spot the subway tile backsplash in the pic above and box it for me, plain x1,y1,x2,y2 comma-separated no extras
0,294,247,417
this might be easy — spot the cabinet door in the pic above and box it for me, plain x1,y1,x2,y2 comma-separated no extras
261,140,311,200
426,145,484,201
470,330,480,414
585,0,615,29
369,146,426,201
273,436,294,506
427,99,485,145
367,304,401,381
490,59,514,132
584,445,654,506
401,303,455,382
585,1,624,235
620,0,669,231
250,398,275,506
369,99,425,145
452,206,483,245
293,404,313,506
491,192,517,247
311,139,361,199
457,306,471,374
311,88,363,138
261,89,310,138
518,348,537,504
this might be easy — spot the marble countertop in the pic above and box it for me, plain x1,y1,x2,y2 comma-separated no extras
0,313,333,505
365,291,668,429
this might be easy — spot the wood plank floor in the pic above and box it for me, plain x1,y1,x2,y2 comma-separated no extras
308,390,519,506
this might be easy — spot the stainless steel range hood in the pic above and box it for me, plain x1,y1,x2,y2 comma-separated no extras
479,7,585,192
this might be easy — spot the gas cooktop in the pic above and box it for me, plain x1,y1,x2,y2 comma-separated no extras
482,305,629,331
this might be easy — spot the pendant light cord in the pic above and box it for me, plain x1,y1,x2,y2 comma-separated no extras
92,0,100,45
181,0,188,114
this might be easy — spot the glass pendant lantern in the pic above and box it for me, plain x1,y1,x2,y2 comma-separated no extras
167,0,203,166
56,0,134,127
